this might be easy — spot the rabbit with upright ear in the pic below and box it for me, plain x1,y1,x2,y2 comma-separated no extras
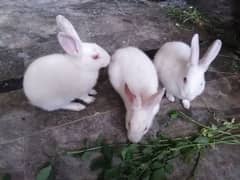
154,34,222,109
23,15,110,111
108,47,165,143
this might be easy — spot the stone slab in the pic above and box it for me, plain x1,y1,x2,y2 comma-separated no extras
0,0,181,81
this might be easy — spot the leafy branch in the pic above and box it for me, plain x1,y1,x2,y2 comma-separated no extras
37,111,240,180
166,6,210,28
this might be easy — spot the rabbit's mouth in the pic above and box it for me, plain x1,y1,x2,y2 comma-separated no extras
101,61,110,67
102,63,108,67
178,84,187,99
183,93,196,101
180,89,193,101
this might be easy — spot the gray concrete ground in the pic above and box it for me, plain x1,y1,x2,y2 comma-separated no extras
0,0,239,180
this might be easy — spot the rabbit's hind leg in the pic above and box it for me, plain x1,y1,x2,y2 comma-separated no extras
60,102,86,111
89,89,97,95
79,94,96,104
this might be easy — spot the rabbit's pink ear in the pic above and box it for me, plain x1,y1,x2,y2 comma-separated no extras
56,15,82,43
190,34,200,66
57,32,81,56
124,83,141,107
200,39,222,71
143,88,165,107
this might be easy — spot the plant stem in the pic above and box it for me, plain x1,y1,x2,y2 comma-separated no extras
66,146,103,155
178,111,209,128
67,143,129,155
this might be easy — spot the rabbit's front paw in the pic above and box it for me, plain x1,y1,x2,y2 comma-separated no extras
61,102,86,111
182,99,190,109
89,89,97,95
79,95,96,104
166,92,175,102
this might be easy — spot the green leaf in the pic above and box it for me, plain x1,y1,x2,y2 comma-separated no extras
104,168,120,180
201,128,208,137
102,144,113,163
95,137,105,146
128,174,138,180
90,156,106,171
140,163,149,170
181,147,198,163
151,162,163,170
165,163,174,174
151,169,166,180
194,136,209,145
142,175,150,180
141,170,151,180
80,151,92,160
36,164,52,180
176,141,189,147
143,147,153,155
121,145,136,161
128,144,138,151
211,124,217,130
2,174,11,180
121,148,128,160
169,110,180,119
157,151,169,161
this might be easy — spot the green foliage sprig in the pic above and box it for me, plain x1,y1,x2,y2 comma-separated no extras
36,111,240,180
66,111,240,180
166,6,209,27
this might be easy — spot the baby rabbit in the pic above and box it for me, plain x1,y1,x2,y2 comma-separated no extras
108,47,165,143
154,34,222,109
23,15,110,111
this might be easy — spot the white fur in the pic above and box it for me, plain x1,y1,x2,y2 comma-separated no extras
23,15,110,111
154,34,222,109
108,47,165,143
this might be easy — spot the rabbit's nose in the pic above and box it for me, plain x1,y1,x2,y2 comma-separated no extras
128,132,142,143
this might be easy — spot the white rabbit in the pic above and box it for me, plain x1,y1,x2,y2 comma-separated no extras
154,34,222,109
23,15,110,111
108,47,165,143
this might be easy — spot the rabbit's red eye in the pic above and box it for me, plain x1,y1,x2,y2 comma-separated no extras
92,54,99,60
183,77,187,83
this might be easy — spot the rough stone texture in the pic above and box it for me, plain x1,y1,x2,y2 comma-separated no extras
196,145,240,180
0,0,187,81
0,138,24,171
0,73,239,179
188,0,240,48
0,0,240,180
188,0,233,22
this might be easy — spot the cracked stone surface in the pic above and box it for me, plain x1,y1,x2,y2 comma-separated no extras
0,0,240,180
0,0,188,81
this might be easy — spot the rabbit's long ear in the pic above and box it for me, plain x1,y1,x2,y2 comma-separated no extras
57,32,81,55
124,83,141,107
56,15,82,44
200,39,222,71
190,34,200,66
143,88,165,107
